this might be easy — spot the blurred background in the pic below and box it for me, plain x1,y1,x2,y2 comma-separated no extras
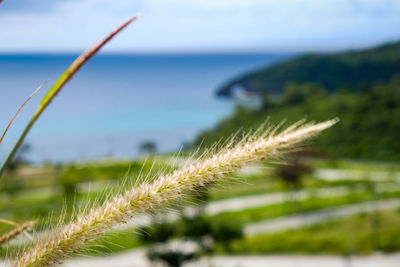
0,0,399,266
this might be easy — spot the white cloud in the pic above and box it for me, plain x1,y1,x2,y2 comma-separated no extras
0,0,399,52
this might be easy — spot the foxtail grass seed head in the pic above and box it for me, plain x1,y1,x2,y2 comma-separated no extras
13,119,337,267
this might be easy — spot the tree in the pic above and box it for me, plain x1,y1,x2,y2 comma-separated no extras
141,187,242,266
274,150,317,212
139,140,157,154
2,143,31,196
58,166,82,196
283,83,305,104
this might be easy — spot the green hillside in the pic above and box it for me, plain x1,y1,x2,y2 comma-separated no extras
198,76,400,161
217,41,400,97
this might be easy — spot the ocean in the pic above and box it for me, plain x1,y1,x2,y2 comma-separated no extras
0,53,290,162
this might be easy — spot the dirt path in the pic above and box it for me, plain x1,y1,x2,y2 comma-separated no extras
3,251,397,267
61,250,400,267
188,253,400,267
315,168,400,182
245,198,400,235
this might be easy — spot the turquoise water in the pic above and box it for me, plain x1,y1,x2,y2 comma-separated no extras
0,53,290,162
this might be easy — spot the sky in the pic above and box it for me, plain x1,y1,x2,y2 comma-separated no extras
0,0,399,53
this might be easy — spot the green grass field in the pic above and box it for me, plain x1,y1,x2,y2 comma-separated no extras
1,158,400,257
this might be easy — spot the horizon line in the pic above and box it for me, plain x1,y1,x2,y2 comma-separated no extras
0,37,398,56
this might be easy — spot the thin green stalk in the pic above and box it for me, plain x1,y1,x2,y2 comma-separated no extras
0,82,45,145
0,15,138,177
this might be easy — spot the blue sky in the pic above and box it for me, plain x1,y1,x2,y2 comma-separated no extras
0,0,399,53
